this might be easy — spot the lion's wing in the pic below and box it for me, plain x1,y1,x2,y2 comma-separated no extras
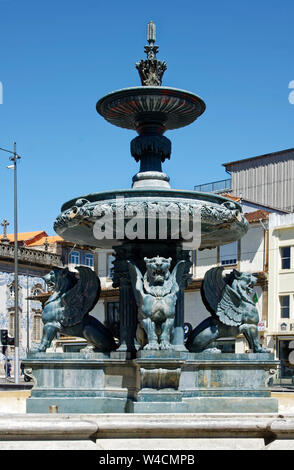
215,283,243,326
128,261,144,306
170,260,189,294
61,266,101,327
201,267,226,315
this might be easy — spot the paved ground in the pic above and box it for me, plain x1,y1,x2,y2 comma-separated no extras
0,376,33,389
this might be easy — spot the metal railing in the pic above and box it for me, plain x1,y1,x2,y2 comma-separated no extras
194,178,232,194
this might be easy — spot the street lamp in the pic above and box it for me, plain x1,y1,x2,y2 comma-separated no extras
0,142,21,384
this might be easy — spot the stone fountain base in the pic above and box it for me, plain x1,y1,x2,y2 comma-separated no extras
24,351,279,414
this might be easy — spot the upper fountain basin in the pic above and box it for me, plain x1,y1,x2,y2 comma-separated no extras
96,86,206,131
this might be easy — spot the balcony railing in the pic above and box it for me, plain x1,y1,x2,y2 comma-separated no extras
0,243,62,267
194,178,231,194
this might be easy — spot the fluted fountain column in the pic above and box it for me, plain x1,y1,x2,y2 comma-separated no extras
112,245,137,356
173,248,192,351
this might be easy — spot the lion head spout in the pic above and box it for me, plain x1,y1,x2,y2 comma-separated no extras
143,256,174,298
229,269,257,303
144,256,172,286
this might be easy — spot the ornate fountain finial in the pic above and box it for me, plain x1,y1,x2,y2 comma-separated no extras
136,21,167,86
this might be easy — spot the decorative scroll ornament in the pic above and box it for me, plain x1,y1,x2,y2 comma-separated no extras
136,21,167,86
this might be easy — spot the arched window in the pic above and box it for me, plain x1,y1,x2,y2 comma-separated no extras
9,284,15,299
8,282,21,300
31,283,43,297
70,251,80,265
85,253,94,267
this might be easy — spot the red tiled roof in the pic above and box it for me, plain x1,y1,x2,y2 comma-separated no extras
0,231,47,244
28,235,64,246
244,210,270,223
0,231,66,247
221,193,241,202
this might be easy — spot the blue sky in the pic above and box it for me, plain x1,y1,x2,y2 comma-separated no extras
0,0,294,235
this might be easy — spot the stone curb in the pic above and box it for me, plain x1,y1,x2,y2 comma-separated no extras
0,413,293,441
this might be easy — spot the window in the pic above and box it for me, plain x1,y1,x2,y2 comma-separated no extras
31,283,43,297
32,288,41,296
8,282,17,299
8,282,21,300
280,295,290,319
9,311,14,337
8,309,21,338
32,312,42,342
281,247,291,270
9,284,14,298
220,241,238,266
85,253,94,267
278,340,294,379
70,251,80,265
107,254,115,278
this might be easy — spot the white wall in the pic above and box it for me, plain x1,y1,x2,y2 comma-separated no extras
240,225,265,272
184,291,210,328
195,248,217,279
89,300,105,324
97,249,114,289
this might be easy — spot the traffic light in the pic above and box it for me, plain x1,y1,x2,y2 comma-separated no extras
7,336,14,346
1,329,8,346
0,330,14,347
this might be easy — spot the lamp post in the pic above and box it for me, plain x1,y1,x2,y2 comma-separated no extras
0,142,21,384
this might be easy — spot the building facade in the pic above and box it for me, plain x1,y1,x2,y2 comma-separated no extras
223,148,294,212
0,240,62,365
0,229,99,366
268,213,294,384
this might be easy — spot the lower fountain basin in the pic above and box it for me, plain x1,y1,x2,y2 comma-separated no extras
54,188,248,250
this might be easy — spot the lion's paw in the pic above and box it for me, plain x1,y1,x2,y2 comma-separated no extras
143,342,160,350
160,341,174,350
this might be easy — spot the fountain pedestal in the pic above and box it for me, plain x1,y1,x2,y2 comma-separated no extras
25,351,279,414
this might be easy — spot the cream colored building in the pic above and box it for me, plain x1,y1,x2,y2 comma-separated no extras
268,213,294,383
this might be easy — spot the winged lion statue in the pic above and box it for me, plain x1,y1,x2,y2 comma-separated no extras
128,256,188,350
35,266,117,352
186,267,268,353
